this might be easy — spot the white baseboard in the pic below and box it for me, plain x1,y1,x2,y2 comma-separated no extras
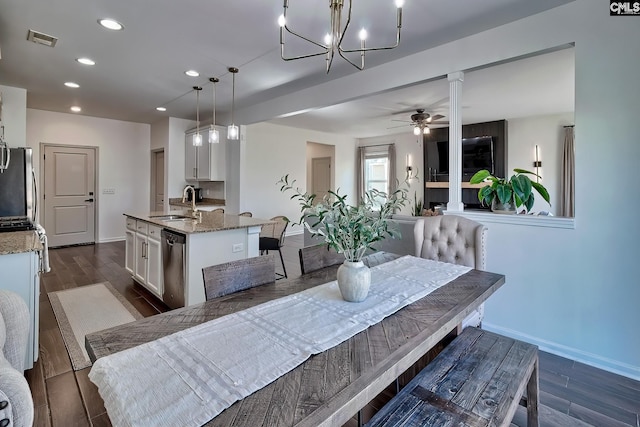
98,237,125,243
482,322,640,381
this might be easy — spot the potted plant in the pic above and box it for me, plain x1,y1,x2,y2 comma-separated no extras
278,173,414,302
411,191,423,216
470,168,551,214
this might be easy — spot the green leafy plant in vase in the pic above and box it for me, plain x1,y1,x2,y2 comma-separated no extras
470,168,551,214
278,172,415,301
411,191,424,216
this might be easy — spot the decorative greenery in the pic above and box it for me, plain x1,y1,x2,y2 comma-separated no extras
278,172,416,262
411,191,423,216
470,168,551,213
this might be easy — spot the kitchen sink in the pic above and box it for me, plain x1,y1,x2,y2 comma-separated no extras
149,214,192,220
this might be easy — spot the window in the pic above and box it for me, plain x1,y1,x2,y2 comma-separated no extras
358,144,396,207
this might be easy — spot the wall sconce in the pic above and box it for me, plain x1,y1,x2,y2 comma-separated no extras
533,145,542,182
406,153,412,172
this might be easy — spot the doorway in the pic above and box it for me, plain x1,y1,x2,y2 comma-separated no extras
151,150,165,211
311,157,332,201
42,144,97,247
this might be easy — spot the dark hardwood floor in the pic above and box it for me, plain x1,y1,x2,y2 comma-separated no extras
27,236,639,426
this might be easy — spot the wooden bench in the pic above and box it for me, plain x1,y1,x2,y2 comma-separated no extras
365,327,539,427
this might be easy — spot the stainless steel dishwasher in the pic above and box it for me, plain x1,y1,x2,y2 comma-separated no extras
161,229,186,309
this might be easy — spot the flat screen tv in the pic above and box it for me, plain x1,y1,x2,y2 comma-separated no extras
435,136,495,176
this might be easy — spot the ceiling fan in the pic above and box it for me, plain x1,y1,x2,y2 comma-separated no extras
388,109,449,135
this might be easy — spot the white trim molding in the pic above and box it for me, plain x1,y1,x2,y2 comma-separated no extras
447,210,575,229
483,322,640,381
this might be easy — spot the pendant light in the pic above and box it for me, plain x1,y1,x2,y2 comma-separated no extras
227,67,239,140
193,86,203,146
208,77,220,144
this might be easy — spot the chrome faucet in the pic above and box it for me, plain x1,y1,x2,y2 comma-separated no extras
182,185,199,218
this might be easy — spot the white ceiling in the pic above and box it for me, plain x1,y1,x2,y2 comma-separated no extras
0,0,574,137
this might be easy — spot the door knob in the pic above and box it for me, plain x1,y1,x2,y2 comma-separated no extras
84,198,94,202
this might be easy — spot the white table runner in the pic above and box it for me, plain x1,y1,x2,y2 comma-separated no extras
89,256,471,427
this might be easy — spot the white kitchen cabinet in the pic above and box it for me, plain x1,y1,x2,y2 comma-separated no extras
185,126,227,181
129,218,163,298
0,250,40,369
125,217,136,274
145,227,163,296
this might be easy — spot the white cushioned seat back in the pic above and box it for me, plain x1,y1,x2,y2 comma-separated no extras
413,215,486,270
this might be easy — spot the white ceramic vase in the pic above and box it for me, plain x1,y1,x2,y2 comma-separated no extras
337,260,371,302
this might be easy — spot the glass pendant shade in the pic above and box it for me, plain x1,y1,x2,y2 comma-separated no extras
413,126,421,136
227,67,239,140
209,77,220,143
423,126,430,135
208,126,219,144
192,86,203,146
227,124,239,140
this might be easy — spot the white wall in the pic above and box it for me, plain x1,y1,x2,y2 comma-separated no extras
244,0,640,380
167,117,194,200
357,132,424,216
507,113,574,216
0,85,27,147
26,109,150,242
243,122,357,234
461,2,639,379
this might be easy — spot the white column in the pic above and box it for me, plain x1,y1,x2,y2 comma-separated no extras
447,71,464,212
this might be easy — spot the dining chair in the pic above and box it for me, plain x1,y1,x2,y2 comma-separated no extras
259,216,289,279
238,211,252,217
298,243,345,275
201,254,276,300
413,215,487,328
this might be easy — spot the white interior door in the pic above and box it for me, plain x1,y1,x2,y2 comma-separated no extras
43,145,96,247
312,157,332,201
153,150,165,211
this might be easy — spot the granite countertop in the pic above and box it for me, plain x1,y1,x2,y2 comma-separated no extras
168,198,225,208
125,210,273,234
0,230,43,255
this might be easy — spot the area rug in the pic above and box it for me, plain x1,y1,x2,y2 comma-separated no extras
48,282,143,370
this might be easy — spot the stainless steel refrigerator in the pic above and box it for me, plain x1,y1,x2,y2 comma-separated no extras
0,147,36,221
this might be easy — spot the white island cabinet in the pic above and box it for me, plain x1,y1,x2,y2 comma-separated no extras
126,217,163,298
0,231,42,370
124,212,272,307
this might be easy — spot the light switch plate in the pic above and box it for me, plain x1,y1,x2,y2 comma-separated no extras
102,188,115,194
232,243,243,253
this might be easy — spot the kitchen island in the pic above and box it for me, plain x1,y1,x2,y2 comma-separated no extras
124,210,273,308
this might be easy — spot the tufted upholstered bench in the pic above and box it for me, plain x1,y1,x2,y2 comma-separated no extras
414,215,487,328
0,290,34,427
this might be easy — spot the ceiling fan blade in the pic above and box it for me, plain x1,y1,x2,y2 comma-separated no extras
431,114,445,121
386,124,410,129
432,120,449,125
391,119,411,123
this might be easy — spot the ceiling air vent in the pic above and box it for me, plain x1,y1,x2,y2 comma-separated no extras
27,29,58,47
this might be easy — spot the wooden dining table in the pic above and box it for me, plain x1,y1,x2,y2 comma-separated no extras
85,252,505,426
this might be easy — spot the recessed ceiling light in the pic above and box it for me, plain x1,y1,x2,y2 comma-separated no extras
64,82,80,88
70,106,82,113
185,70,199,77
156,107,167,112
76,57,95,66
98,18,124,31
